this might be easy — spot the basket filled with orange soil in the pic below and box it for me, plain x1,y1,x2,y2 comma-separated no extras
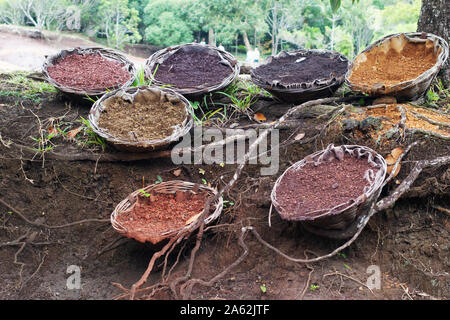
144,43,240,98
251,49,349,103
271,144,386,238
88,86,193,152
111,181,223,244
346,32,449,100
346,104,450,142
43,47,136,100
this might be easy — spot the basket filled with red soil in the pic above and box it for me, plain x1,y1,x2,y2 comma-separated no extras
250,49,349,103
271,144,387,238
111,181,223,244
43,47,136,100
88,85,193,152
346,32,449,101
144,43,240,98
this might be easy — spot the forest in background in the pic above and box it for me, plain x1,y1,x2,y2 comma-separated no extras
0,0,421,59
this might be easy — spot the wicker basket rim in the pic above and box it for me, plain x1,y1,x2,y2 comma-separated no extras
88,85,194,148
250,49,349,92
271,144,387,222
144,43,240,95
42,46,137,97
110,180,223,239
345,32,449,93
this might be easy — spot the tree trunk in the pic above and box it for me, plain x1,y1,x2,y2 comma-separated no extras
417,0,449,86
271,2,278,56
208,28,215,46
242,30,252,52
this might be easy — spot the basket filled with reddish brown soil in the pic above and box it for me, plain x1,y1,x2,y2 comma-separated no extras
346,32,449,101
144,43,240,98
43,47,136,100
250,49,349,103
88,86,193,152
271,144,387,238
111,181,223,244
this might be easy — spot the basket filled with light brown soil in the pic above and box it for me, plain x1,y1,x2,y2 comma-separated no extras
144,43,240,98
111,181,223,244
43,47,136,100
88,86,193,152
271,144,387,238
346,32,449,101
251,49,349,103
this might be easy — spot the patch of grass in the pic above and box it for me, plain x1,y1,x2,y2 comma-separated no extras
2,72,56,103
217,80,267,112
75,116,106,150
423,79,450,111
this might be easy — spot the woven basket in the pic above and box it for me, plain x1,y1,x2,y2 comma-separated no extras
251,49,349,103
42,47,137,101
345,32,449,101
111,180,224,244
144,43,240,98
271,144,387,238
88,86,193,152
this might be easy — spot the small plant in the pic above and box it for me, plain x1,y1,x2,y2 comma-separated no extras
260,284,267,293
133,65,159,87
29,128,58,154
138,189,151,197
154,175,163,184
133,65,155,87
84,94,98,103
309,284,320,291
427,89,440,102
223,200,234,208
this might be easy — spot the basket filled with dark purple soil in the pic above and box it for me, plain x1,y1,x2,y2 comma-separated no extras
42,47,136,100
111,180,223,244
88,86,193,152
144,43,240,98
345,32,449,100
271,144,387,238
251,49,349,103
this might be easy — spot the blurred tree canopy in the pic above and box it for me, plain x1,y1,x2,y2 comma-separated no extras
0,0,422,57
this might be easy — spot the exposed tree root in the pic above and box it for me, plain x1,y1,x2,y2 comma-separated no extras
0,198,109,229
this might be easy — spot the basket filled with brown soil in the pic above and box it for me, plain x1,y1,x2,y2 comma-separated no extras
250,49,349,103
43,47,136,100
346,32,449,101
271,144,387,238
88,86,193,152
111,181,223,244
144,43,240,98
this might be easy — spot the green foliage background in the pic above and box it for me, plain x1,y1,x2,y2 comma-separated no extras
0,0,422,58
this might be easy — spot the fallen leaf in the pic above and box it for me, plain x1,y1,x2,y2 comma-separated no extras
47,126,58,136
172,169,182,177
185,212,202,225
67,126,83,140
385,154,396,165
294,132,305,141
390,147,403,160
198,168,205,175
254,112,267,122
